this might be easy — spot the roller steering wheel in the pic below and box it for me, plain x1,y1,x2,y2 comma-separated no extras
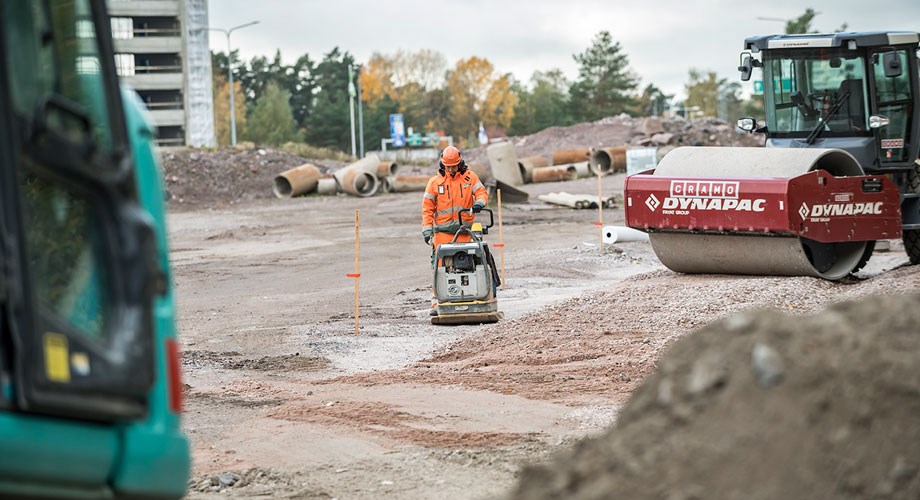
791,91,818,119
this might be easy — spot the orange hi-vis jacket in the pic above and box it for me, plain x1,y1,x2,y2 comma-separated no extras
422,168,488,246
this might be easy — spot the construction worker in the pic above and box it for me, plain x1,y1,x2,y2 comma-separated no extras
422,146,488,315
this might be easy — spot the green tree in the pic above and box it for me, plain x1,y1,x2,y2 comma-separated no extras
685,69,723,118
784,8,847,34
633,83,672,117
305,47,355,151
569,31,638,121
509,70,572,135
784,8,819,34
246,82,301,145
718,81,744,121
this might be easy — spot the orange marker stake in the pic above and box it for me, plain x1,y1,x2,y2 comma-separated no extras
497,189,506,290
344,210,360,335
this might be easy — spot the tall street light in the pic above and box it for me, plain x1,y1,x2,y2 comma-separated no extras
210,20,259,146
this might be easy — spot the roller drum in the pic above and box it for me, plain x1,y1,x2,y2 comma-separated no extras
648,147,868,280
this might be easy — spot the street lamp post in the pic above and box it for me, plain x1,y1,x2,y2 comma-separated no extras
347,65,357,158
355,65,364,158
210,20,259,146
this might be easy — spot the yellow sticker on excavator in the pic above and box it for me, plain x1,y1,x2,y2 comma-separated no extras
43,332,71,383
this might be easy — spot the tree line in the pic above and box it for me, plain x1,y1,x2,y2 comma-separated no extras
210,9,827,152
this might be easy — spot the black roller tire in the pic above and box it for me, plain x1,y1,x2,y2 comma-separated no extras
905,230,920,265
904,162,920,265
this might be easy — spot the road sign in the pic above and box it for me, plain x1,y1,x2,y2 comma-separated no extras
389,114,405,148
753,80,764,94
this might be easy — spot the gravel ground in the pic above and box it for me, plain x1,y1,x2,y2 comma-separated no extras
164,117,917,499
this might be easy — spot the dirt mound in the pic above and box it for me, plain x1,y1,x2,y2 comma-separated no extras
464,115,764,165
510,293,920,500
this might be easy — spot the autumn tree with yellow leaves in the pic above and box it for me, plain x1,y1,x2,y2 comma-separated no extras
212,73,248,146
446,56,517,142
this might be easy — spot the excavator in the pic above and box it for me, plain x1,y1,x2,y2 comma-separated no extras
0,0,188,498
626,31,920,279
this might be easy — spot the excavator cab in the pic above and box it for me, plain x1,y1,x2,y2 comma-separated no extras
0,0,189,497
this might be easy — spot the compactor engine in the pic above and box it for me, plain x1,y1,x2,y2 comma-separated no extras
626,31,920,279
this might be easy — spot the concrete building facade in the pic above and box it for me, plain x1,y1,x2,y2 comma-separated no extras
107,0,215,147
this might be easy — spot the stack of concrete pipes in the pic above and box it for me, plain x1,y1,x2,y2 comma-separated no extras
506,145,629,185
274,154,441,198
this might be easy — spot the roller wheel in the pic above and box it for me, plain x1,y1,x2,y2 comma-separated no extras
905,230,920,265
903,162,920,265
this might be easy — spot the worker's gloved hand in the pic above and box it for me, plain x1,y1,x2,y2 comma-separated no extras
472,201,485,213
422,229,433,245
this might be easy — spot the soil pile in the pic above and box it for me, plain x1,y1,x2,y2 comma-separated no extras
510,292,920,500
463,115,764,165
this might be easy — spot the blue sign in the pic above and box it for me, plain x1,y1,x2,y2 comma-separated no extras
389,114,406,147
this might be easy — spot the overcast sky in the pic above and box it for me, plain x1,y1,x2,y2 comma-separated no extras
208,0,920,100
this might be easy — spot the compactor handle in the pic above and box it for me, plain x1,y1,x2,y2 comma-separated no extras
454,207,494,228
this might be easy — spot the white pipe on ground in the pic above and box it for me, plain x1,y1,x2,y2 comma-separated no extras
603,226,650,244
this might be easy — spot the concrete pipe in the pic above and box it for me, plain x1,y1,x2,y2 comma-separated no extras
390,175,430,193
551,148,591,166
517,155,549,184
571,161,592,178
380,176,393,193
590,146,628,175
602,226,650,244
316,177,340,195
333,154,381,184
272,163,321,198
332,154,383,197
467,161,491,183
339,169,379,197
487,142,523,186
377,161,399,178
537,192,579,208
647,147,868,280
531,165,578,183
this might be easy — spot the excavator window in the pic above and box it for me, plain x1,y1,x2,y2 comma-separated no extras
3,0,117,156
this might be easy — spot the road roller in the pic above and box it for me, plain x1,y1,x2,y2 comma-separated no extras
625,31,920,279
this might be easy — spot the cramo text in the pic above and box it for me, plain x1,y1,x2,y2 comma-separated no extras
662,197,766,212
811,202,883,217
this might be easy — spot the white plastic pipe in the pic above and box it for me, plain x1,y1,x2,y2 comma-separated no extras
603,226,649,244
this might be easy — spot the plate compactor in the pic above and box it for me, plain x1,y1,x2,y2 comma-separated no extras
431,208,503,325
626,31,920,280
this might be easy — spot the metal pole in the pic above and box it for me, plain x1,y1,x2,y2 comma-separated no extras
348,66,357,158
356,65,365,158
210,21,258,147
227,32,236,146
